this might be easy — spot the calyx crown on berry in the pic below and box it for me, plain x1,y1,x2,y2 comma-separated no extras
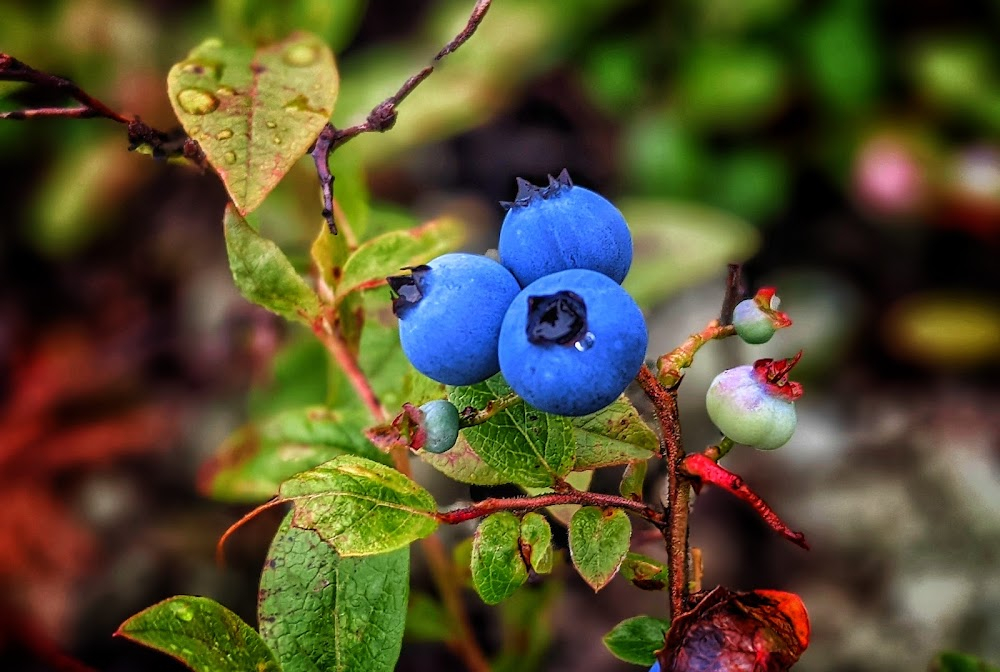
751,287,793,328
752,352,804,402
526,290,588,346
388,265,431,317
500,168,574,210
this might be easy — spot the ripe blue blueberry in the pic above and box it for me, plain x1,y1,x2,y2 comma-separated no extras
732,287,791,345
498,269,648,416
649,662,661,672
498,169,633,286
418,400,461,454
389,253,521,386
705,354,803,450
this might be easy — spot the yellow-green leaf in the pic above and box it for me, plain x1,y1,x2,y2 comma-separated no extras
168,32,338,214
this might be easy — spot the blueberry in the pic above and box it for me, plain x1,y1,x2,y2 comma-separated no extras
389,253,521,386
705,354,803,450
498,269,648,416
649,662,661,672
418,400,461,453
732,287,791,345
498,169,633,286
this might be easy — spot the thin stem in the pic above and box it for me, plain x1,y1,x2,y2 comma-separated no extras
313,0,494,229
458,392,521,427
719,263,744,326
655,321,735,389
437,491,665,526
312,316,385,421
0,53,130,123
702,436,735,462
636,364,689,620
313,312,489,672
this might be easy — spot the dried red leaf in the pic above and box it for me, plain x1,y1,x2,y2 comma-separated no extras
660,586,810,672
682,454,809,550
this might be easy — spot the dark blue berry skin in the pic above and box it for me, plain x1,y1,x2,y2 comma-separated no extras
498,171,633,286
392,253,521,386
419,400,461,453
498,269,648,416
649,662,661,672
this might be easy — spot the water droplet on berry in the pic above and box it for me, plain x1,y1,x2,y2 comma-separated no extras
574,332,596,352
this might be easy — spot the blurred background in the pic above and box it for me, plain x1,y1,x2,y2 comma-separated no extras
1,0,998,670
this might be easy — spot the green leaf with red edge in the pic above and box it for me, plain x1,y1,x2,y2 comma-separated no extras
933,652,1000,672
471,512,528,605
520,512,553,574
280,455,438,556
602,615,671,665
258,512,408,672
199,406,390,503
167,33,338,215
621,552,669,591
335,217,465,302
569,395,658,471
568,506,632,591
448,374,575,487
619,459,647,501
224,205,322,325
115,596,279,672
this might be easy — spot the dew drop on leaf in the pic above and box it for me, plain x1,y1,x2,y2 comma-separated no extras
216,129,233,140
216,85,235,97
224,151,237,164
265,120,277,129
272,135,282,145
170,602,194,622
283,43,320,67
176,88,219,115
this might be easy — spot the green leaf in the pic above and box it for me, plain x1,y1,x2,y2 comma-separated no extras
335,217,465,301
520,512,553,574
311,213,352,292
116,596,279,672
620,199,759,309
448,375,575,487
248,336,329,417
280,455,439,555
602,615,671,665
405,593,453,643
568,507,632,591
419,433,510,485
471,512,528,605
224,205,322,324
168,33,339,214
620,552,669,591
932,652,1000,672
570,396,658,470
619,460,648,501
258,512,408,672
199,406,390,503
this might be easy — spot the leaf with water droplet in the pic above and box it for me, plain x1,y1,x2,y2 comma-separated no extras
168,32,338,214
115,596,280,671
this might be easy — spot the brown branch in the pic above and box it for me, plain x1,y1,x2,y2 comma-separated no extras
458,391,521,427
655,321,736,389
437,491,665,526
719,263,745,326
636,364,690,621
0,53,129,123
312,0,494,231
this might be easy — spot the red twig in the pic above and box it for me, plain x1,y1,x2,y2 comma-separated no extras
681,453,810,550
312,0,494,231
437,491,665,526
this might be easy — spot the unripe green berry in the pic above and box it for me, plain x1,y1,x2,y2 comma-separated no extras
705,355,803,450
732,287,791,345
418,400,461,454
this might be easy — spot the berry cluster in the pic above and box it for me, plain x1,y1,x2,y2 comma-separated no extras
389,170,648,420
